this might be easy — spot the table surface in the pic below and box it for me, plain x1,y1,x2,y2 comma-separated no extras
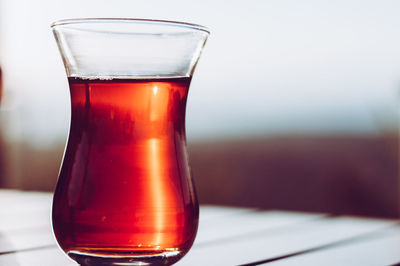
1,189,400,266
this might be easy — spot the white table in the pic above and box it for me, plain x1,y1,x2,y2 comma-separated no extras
0,190,399,266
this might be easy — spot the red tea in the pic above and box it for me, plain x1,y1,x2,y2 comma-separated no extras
52,77,198,265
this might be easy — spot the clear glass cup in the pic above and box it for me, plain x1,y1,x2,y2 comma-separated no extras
51,18,209,266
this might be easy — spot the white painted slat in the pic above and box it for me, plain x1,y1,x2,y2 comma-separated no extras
0,191,257,254
1,190,397,266
269,227,400,266
0,190,52,213
0,226,56,253
0,190,331,265
177,217,397,266
200,205,255,221
0,207,251,254
195,211,324,246
0,247,77,266
0,211,51,232
0,190,52,231
0,208,320,255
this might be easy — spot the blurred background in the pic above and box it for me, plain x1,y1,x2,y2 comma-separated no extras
0,0,400,217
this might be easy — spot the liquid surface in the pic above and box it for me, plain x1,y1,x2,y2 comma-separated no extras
52,77,198,264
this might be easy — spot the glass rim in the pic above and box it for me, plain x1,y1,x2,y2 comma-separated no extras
51,18,210,35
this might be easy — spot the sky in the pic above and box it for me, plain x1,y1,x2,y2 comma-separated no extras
0,0,400,146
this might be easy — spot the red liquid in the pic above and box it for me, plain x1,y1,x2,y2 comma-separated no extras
52,77,198,265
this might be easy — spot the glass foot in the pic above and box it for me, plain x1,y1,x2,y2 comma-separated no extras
68,249,184,266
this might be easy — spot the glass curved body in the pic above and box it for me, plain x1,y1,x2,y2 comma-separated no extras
51,19,209,265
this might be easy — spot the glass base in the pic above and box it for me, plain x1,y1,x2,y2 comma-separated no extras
68,249,184,266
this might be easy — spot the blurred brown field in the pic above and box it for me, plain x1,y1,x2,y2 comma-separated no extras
190,134,399,218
